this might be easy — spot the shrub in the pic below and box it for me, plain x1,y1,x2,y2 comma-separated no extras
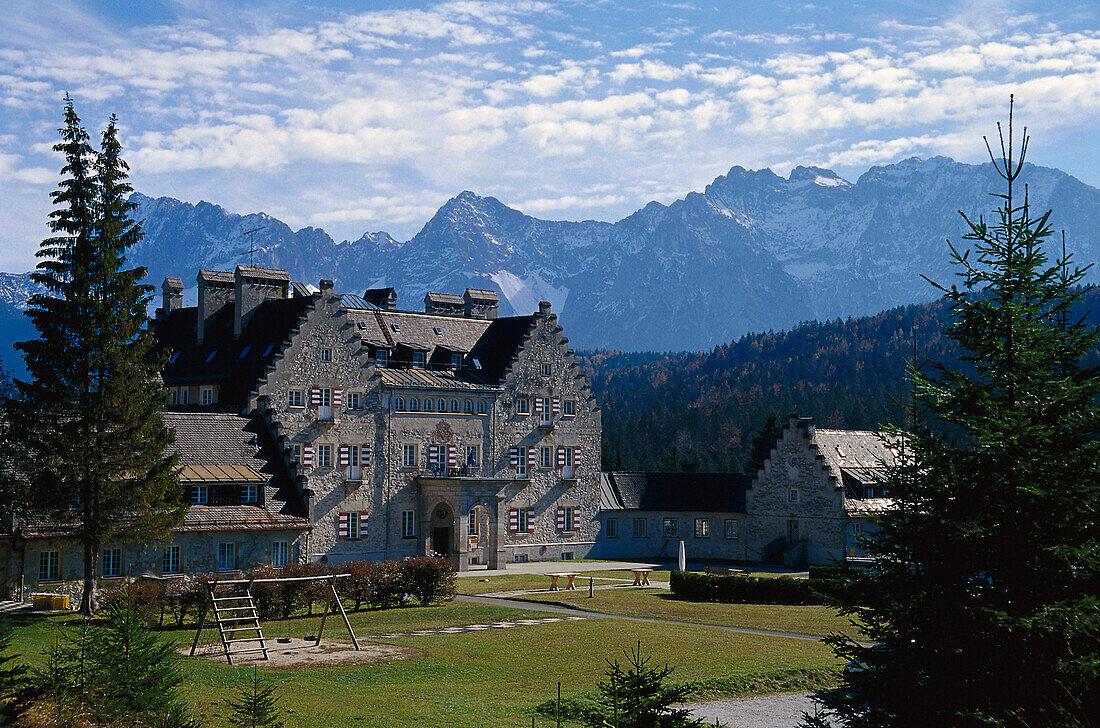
343,561,373,611
401,556,456,606
98,579,166,625
248,566,281,621
669,570,822,605
364,560,406,609
164,573,213,627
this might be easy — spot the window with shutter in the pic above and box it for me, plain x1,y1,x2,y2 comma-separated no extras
556,507,566,532
338,512,350,539
508,508,519,533
527,508,535,533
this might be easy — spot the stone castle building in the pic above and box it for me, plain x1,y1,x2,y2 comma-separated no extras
155,266,602,572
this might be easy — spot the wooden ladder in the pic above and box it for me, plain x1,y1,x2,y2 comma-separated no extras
205,582,268,665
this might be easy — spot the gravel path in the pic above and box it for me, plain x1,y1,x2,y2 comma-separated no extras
688,693,817,728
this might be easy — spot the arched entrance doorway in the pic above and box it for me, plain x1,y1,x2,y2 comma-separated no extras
430,501,455,557
468,503,494,566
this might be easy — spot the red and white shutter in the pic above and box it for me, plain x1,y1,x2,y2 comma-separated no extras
509,447,519,467
338,445,350,467
556,507,566,532
552,397,561,414
573,447,581,468
572,506,581,531
534,397,543,414
447,444,457,468
332,388,343,407
358,512,369,537
302,444,314,467
557,446,567,467
527,508,535,533
508,508,519,533
360,445,371,467
310,387,321,406
428,444,439,465
527,447,538,469
337,512,349,539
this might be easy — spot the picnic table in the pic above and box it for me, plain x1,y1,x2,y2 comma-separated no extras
547,572,579,591
631,568,653,586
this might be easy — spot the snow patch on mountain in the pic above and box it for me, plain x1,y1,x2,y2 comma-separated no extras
490,270,570,316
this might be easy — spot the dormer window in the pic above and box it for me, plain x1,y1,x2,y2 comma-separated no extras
391,323,400,332
376,349,389,367
412,351,426,369
541,362,551,377
451,353,462,370
433,327,443,336
320,348,332,362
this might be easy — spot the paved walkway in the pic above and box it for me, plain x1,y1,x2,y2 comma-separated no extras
455,594,826,643
688,693,818,728
454,560,663,578
365,615,587,639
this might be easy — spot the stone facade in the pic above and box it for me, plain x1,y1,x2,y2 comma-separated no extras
163,268,602,571
594,511,747,561
744,415,894,566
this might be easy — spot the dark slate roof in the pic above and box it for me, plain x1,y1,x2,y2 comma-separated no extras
165,411,307,523
236,266,290,282
11,412,308,539
465,288,499,301
600,472,748,513
155,295,314,410
466,315,536,380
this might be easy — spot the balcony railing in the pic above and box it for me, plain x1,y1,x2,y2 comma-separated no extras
422,465,482,478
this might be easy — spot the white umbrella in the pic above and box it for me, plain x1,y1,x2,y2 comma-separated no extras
678,540,686,572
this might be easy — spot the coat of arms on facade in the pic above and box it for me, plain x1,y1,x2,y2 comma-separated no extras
433,420,454,442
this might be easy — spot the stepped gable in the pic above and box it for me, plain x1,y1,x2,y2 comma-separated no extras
155,294,313,410
600,472,747,513
166,411,308,531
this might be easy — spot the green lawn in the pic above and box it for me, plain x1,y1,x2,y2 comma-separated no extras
507,587,860,638
6,601,840,728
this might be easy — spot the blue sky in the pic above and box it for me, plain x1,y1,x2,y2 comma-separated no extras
2,0,1100,270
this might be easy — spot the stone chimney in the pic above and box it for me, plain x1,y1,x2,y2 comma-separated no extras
233,266,291,339
463,288,499,319
538,301,552,317
319,279,334,298
159,277,184,319
197,270,234,344
363,288,397,310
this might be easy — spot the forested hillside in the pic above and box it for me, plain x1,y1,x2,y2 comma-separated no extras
582,288,1100,473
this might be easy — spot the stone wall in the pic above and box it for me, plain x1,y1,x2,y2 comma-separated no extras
0,530,306,602
253,290,380,564
744,417,847,566
492,308,602,563
592,511,747,561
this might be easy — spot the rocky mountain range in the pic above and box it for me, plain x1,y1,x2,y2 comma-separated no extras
2,156,1099,373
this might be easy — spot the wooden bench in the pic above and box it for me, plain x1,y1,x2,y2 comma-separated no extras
546,572,579,591
704,567,749,577
631,568,653,586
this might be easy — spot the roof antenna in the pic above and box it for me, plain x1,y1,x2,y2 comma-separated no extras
241,226,265,267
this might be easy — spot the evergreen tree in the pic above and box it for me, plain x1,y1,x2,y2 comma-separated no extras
11,99,182,615
0,618,30,724
89,596,190,724
226,668,286,728
809,100,1100,727
585,642,723,728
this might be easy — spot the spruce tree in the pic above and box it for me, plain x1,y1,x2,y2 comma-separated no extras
0,618,30,724
809,100,1100,727
11,98,182,615
226,668,286,728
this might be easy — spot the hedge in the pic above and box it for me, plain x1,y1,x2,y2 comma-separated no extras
669,570,824,605
98,556,456,623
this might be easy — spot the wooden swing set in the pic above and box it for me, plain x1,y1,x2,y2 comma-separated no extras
189,573,360,665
